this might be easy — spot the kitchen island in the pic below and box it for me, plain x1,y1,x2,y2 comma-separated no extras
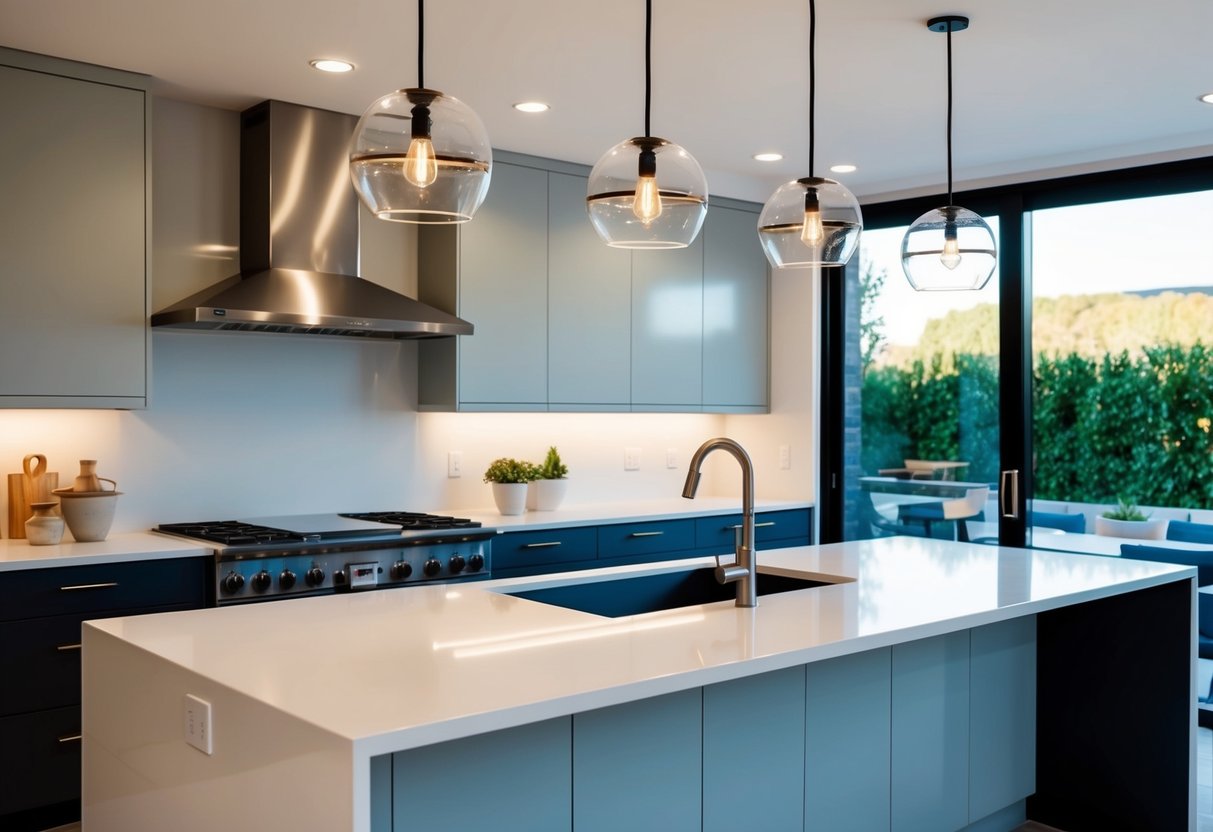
81,538,1196,832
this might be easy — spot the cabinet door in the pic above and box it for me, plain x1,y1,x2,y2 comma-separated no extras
702,205,769,409
456,162,548,405
891,631,970,832
0,62,146,407
705,667,805,832
548,171,631,407
392,717,571,832
573,688,701,832
969,616,1035,823
631,238,703,408
805,647,891,832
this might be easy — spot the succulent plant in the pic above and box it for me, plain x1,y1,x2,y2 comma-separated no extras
1102,498,1150,522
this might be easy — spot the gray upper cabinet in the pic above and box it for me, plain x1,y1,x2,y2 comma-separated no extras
0,49,149,409
418,151,769,413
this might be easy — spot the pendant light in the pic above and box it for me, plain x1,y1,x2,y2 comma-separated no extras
757,0,862,269
349,0,492,224
586,0,708,249
900,15,996,291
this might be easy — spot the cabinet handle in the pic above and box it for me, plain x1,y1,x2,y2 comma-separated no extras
522,541,562,549
59,581,119,592
725,522,776,531
628,531,664,538
58,734,82,744
56,643,82,652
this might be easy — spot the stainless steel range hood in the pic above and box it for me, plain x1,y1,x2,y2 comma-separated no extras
152,100,472,339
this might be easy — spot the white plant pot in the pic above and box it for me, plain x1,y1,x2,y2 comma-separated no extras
528,478,568,512
491,482,528,516
1094,515,1167,540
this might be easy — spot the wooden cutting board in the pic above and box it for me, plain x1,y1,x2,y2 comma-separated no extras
7,454,59,539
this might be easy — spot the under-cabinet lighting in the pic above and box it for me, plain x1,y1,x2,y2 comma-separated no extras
309,59,354,73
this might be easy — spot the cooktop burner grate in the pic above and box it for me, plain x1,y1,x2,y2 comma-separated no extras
156,521,304,545
339,511,481,530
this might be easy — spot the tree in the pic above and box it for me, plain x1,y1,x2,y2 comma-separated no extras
858,262,887,375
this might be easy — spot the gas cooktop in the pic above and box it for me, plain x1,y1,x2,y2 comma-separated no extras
157,512,482,546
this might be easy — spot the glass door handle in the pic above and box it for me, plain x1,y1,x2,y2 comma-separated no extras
1000,470,1020,519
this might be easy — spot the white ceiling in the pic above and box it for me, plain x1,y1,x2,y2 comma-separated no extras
2,0,1212,203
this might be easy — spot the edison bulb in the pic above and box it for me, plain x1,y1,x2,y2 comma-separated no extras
633,174,662,224
941,225,961,270
403,136,438,188
800,186,824,246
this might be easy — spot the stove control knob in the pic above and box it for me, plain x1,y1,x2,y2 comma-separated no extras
467,553,485,573
251,571,272,593
222,571,245,594
423,558,442,578
390,561,413,580
449,555,466,574
279,569,297,590
305,566,326,587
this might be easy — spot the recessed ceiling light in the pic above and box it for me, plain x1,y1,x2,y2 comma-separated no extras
830,164,857,174
309,59,354,73
513,101,550,113
753,152,783,162
1200,92,1213,105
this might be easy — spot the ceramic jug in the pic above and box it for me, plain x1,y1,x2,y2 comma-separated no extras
25,501,65,545
73,460,115,493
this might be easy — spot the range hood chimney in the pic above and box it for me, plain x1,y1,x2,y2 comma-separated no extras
151,100,472,339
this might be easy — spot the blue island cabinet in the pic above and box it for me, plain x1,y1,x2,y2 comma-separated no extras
373,618,1035,832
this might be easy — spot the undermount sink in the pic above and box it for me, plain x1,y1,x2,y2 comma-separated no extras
505,567,830,618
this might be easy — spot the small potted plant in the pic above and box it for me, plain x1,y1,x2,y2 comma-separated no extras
1094,498,1167,540
483,458,538,516
528,446,570,511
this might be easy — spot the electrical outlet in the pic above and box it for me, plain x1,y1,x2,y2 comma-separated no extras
666,448,678,469
624,447,641,471
779,445,791,470
448,451,462,478
184,693,213,755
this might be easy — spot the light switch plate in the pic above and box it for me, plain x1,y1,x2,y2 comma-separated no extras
184,693,213,755
665,448,678,469
448,451,463,478
624,447,641,471
779,445,791,470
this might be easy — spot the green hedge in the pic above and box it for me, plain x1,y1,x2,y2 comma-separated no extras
862,345,1213,509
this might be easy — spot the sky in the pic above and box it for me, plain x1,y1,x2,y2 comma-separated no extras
861,190,1213,346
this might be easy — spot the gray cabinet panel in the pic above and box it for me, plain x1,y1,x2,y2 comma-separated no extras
631,238,703,406
891,631,970,832
392,717,571,832
702,206,769,408
805,647,891,832
573,688,701,832
705,666,805,832
456,161,548,404
0,59,147,407
969,616,1036,823
548,171,631,405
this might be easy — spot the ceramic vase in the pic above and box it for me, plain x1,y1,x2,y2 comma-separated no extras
25,501,65,545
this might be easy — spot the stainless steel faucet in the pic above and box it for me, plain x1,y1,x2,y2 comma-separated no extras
682,437,757,607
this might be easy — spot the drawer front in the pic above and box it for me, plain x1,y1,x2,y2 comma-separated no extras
598,519,696,560
0,557,207,621
0,706,81,816
694,509,812,552
0,602,199,717
494,528,598,570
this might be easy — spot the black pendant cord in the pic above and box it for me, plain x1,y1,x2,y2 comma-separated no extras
643,0,652,138
808,0,816,177
945,22,953,205
417,0,425,88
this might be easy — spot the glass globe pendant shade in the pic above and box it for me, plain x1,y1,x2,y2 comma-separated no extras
900,206,996,291
349,88,492,224
757,176,862,268
586,137,708,249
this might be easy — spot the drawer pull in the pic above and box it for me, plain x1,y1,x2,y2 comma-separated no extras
59,581,119,592
725,521,776,531
522,541,563,549
57,734,82,744
628,531,665,538
56,643,83,652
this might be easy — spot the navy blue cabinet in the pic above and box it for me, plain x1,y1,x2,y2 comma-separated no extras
0,556,207,831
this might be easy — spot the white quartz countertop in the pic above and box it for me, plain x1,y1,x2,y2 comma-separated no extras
0,532,209,571
445,497,812,531
87,536,1192,758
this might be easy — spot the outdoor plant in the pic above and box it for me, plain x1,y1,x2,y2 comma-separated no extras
537,446,568,480
1102,499,1150,522
483,458,539,484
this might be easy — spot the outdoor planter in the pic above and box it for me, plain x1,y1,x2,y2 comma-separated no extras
1094,515,1167,540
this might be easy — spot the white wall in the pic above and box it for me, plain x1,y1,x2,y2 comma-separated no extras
1,98,816,537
